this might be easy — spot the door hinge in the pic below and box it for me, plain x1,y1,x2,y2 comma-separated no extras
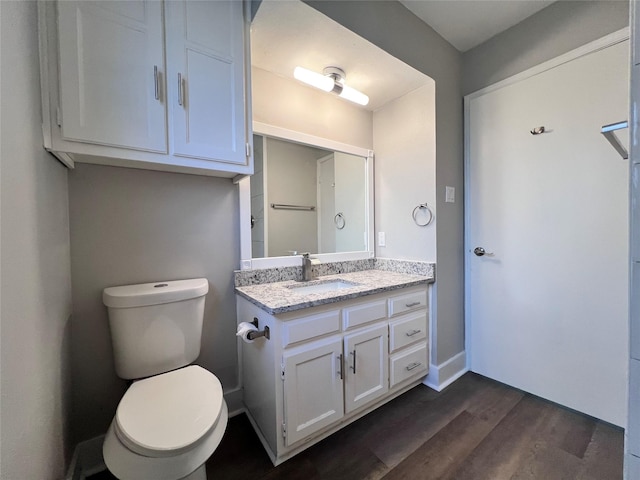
281,422,287,439
245,143,252,158
56,106,62,127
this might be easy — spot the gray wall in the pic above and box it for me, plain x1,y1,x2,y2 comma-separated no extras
463,0,630,95
1,1,73,478
68,164,240,444
266,138,319,256
307,0,465,365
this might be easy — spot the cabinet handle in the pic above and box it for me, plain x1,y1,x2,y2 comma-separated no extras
405,329,422,337
406,362,422,371
337,354,344,380
154,65,160,100
405,301,421,308
350,350,356,374
178,73,184,106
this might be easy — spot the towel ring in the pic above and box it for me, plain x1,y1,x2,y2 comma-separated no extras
334,212,346,230
412,203,434,227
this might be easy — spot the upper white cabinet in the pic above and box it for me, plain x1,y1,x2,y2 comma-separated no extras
39,0,252,177
56,2,167,153
166,1,247,165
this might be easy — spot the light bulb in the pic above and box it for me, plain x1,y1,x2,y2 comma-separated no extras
338,85,369,106
294,66,334,92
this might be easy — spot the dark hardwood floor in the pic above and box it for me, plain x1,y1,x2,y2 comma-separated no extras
89,373,623,480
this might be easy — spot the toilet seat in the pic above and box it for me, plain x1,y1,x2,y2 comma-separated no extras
115,365,223,458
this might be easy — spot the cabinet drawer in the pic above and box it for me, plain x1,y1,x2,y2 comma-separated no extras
389,311,427,353
389,343,428,388
342,299,387,331
282,310,341,347
388,289,427,317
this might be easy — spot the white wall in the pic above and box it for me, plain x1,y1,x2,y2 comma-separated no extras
0,1,73,478
252,66,373,149
373,84,436,261
334,152,367,252
68,164,240,444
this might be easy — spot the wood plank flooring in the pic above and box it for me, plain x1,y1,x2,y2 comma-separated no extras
89,373,624,480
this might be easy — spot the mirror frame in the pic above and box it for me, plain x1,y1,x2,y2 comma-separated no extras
238,121,374,270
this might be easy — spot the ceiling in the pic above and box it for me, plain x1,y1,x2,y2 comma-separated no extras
399,0,556,52
251,0,555,111
251,0,432,111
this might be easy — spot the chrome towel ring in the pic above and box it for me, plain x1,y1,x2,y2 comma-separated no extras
334,212,346,230
412,203,434,227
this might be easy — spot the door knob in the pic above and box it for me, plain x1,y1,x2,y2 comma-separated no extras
473,247,494,257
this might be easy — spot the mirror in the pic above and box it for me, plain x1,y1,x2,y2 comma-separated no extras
251,134,368,258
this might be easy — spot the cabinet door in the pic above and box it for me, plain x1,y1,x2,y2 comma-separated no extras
283,337,344,446
57,1,166,152
165,0,248,165
344,324,388,413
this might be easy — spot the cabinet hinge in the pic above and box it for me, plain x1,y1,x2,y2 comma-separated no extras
245,143,251,158
56,106,62,127
281,422,287,439
280,362,285,381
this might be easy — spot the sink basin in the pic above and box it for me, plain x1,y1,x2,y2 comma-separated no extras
286,279,360,295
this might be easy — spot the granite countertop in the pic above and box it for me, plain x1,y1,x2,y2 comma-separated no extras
235,269,434,314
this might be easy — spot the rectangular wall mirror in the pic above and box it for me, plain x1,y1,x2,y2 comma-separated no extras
239,123,374,269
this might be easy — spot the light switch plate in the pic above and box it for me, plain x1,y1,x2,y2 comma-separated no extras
445,186,455,203
378,232,386,247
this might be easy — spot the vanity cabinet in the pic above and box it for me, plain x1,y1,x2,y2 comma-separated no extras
237,285,429,465
38,0,252,177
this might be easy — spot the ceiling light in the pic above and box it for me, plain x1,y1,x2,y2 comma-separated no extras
293,66,369,106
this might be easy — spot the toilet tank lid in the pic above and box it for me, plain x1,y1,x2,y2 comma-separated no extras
103,278,209,308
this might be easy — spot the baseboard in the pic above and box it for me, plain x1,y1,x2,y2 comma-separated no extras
224,386,245,417
423,351,468,391
65,434,106,480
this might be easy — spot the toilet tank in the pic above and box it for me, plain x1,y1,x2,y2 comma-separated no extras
103,278,209,380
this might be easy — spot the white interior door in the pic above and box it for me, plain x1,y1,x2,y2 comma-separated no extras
317,155,336,254
467,39,629,427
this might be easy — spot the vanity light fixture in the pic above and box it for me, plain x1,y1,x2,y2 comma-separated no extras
293,66,369,106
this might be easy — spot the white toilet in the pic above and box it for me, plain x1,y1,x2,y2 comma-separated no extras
102,278,228,480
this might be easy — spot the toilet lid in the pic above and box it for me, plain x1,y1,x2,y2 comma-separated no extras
115,365,223,458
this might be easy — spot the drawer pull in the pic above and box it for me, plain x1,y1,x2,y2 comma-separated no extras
406,362,422,371
405,329,422,337
405,301,421,308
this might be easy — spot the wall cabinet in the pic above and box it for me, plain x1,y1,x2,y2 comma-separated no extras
237,285,429,465
38,0,252,178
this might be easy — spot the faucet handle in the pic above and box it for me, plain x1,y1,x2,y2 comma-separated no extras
301,252,310,259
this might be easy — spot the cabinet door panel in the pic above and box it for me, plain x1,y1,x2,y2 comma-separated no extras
57,1,166,152
166,0,247,165
283,337,344,446
344,324,388,413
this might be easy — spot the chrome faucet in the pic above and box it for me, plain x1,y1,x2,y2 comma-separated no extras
301,253,318,281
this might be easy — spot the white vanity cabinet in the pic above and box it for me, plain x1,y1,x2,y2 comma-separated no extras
38,0,252,177
237,285,429,465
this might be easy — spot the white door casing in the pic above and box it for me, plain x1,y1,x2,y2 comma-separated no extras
466,34,629,427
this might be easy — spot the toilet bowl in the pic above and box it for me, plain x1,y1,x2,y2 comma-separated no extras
102,278,226,480
103,365,228,480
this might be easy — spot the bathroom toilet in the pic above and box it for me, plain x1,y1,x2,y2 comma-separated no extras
102,278,227,480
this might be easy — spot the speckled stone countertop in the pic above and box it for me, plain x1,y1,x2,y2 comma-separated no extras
235,268,434,315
